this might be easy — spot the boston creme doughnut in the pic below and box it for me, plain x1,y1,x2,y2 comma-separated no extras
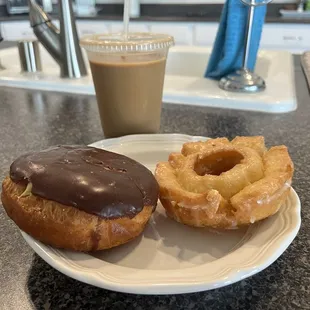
1,145,159,251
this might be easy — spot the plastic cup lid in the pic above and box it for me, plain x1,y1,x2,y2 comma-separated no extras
80,32,174,53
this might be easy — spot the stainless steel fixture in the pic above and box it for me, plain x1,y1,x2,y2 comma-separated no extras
28,0,87,78
18,40,42,73
219,0,273,93
0,28,4,70
297,0,306,13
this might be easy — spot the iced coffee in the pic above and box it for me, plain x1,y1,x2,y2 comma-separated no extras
80,33,174,138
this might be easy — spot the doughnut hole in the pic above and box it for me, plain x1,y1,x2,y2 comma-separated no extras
194,150,244,176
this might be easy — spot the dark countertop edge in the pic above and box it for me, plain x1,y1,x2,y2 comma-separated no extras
1,14,310,24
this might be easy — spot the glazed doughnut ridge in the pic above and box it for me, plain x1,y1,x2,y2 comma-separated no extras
155,136,294,228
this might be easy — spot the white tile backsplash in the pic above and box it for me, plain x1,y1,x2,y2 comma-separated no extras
194,23,218,46
2,19,309,53
109,22,150,32
76,20,109,36
1,21,36,40
150,23,193,45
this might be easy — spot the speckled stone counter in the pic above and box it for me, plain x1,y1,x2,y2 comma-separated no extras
0,59,309,309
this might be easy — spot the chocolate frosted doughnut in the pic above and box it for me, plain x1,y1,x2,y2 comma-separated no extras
1,146,159,251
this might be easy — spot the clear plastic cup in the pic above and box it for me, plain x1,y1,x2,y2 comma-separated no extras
80,32,174,138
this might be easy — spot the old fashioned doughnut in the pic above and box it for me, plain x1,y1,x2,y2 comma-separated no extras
155,136,294,229
1,146,159,251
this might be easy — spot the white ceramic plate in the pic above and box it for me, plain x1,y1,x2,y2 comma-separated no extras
21,134,301,294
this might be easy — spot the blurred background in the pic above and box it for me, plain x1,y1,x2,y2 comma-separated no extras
0,0,309,54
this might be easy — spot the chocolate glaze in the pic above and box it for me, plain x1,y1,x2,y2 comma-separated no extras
10,145,159,219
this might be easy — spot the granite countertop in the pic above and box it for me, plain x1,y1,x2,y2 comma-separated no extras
0,58,309,309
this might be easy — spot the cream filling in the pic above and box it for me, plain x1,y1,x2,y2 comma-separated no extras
19,182,33,198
